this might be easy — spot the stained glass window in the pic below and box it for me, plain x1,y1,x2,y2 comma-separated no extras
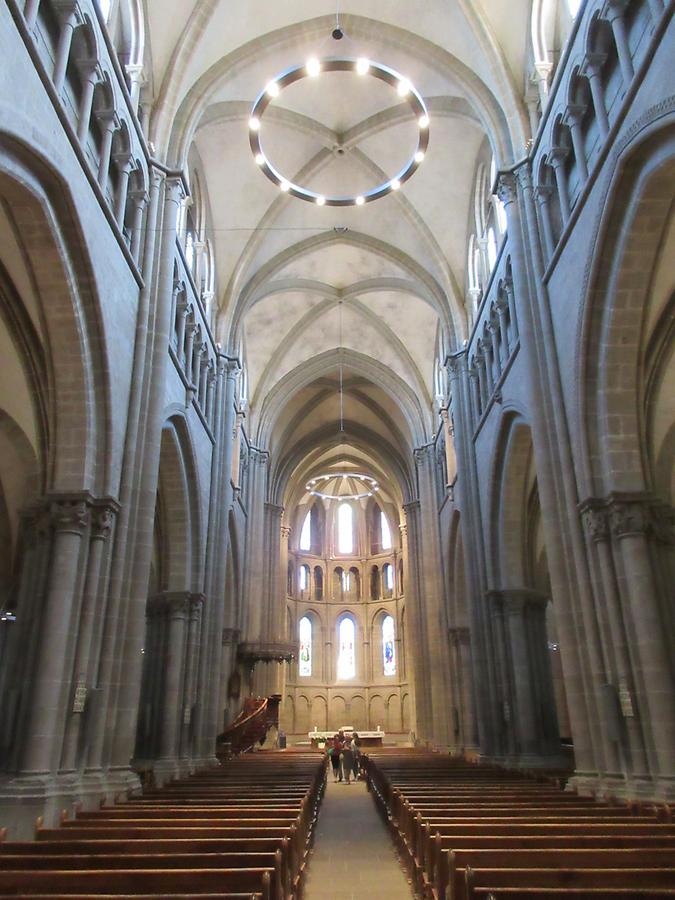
338,503,353,554
300,510,311,551
381,511,392,549
299,616,311,677
383,615,396,676
337,617,355,679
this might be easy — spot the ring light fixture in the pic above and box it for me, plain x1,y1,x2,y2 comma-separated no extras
249,57,429,206
306,472,380,500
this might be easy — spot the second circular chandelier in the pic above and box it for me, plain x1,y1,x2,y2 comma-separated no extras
248,56,429,207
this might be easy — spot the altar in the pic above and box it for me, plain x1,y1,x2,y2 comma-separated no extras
308,726,385,748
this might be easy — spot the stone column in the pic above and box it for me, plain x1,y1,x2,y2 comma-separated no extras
106,175,184,786
60,500,118,775
411,447,453,747
199,357,240,761
582,54,610,138
488,317,502,382
76,59,101,144
175,299,188,360
179,593,203,764
495,296,510,363
23,0,41,29
219,628,241,731
124,63,144,115
128,189,149,266
580,499,648,789
564,105,589,184
439,408,457,487
609,496,675,797
606,0,635,86
22,497,91,774
113,152,134,229
156,592,190,779
535,184,556,260
241,448,269,642
52,1,81,96
549,147,571,224
0,503,52,771
502,275,519,343
95,110,119,190
497,169,604,785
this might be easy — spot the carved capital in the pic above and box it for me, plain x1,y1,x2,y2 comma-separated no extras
580,500,610,543
91,499,118,541
496,171,518,206
222,627,241,645
249,447,269,466
50,497,90,536
448,626,470,646
515,164,534,193
608,497,654,540
414,445,432,466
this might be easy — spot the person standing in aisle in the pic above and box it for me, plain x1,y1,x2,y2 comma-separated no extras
329,733,341,782
341,736,354,784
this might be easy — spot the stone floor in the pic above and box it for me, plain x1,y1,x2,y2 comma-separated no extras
304,774,413,900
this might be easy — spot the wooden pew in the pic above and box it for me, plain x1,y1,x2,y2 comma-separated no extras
0,751,327,900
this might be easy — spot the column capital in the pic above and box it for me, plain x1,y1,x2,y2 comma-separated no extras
515,163,534,193
413,444,433,466
581,51,608,78
496,171,518,206
579,498,610,542
608,493,674,542
448,626,470,646
94,108,120,132
49,495,91,536
265,502,284,518
189,592,205,615
222,627,241,645
91,497,120,541
249,446,270,466
75,57,103,83
281,524,292,539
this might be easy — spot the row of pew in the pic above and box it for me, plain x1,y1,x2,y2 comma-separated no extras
0,750,326,899
363,748,675,900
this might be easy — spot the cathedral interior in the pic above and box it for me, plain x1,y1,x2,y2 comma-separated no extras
0,0,674,849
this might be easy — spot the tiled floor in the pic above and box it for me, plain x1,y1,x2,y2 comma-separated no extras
304,775,414,900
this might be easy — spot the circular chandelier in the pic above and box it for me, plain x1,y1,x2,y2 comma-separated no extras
249,57,429,206
306,472,379,500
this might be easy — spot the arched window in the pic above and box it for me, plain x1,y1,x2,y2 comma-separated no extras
486,227,498,270
342,570,350,592
382,615,396,676
338,502,353,554
383,562,394,593
567,0,582,16
380,512,392,550
299,564,309,592
337,617,356,679
185,231,195,271
299,616,312,677
300,510,311,551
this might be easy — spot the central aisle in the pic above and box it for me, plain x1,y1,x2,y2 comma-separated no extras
304,775,413,900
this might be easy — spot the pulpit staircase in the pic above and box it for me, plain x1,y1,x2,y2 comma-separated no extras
216,693,281,758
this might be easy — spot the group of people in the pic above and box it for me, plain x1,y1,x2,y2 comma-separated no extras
326,730,361,783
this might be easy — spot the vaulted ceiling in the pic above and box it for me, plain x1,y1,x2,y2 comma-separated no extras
144,0,533,500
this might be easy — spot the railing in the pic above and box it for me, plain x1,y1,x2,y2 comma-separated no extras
465,242,519,431
531,0,672,271
10,0,151,276
169,243,219,437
